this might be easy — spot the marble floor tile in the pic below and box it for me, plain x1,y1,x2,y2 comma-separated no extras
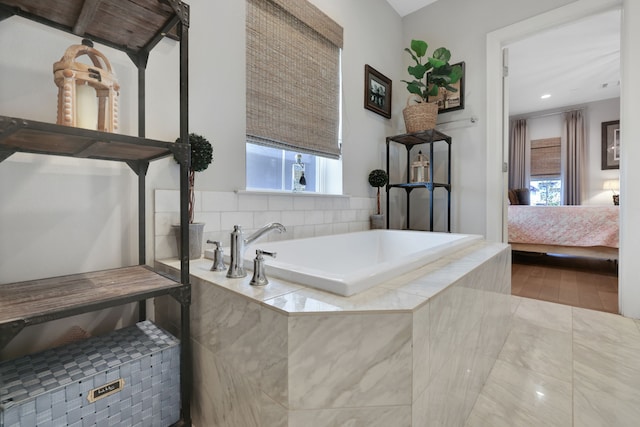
465,359,572,427
498,319,572,383
513,297,572,333
468,297,640,427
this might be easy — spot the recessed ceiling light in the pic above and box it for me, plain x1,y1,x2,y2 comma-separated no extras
541,94,551,99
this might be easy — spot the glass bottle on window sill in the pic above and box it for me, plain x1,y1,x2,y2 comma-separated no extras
292,153,306,192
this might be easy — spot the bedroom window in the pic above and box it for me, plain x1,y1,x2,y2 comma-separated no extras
530,137,561,205
530,178,561,206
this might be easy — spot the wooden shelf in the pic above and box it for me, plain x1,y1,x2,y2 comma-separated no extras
0,115,186,163
0,266,186,349
0,0,185,58
386,129,451,147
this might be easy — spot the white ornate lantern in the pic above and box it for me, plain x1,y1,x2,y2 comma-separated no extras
410,150,430,183
53,39,119,132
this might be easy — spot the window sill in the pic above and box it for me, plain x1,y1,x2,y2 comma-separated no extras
239,189,348,198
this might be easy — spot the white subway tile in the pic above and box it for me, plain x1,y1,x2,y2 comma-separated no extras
282,211,306,226
314,224,332,236
197,212,221,232
239,194,269,211
314,197,334,210
293,197,315,211
268,195,294,211
356,209,371,222
221,211,254,231
293,225,316,239
341,210,357,222
254,211,282,228
303,210,324,225
333,197,350,210
324,210,341,224
333,223,349,234
203,191,237,212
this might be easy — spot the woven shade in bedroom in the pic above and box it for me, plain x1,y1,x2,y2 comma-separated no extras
530,137,561,178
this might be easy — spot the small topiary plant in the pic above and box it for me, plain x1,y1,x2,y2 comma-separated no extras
175,133,213,223
368,169,389,215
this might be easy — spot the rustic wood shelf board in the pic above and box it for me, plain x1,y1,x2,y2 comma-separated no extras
0,266,181,325
386,129,451,147
0,115,176,162
0,0,179,54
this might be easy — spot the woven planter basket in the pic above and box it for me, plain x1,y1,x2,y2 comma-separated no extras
402,95,438,133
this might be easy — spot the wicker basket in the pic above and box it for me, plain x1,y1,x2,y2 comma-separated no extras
402,95,438,133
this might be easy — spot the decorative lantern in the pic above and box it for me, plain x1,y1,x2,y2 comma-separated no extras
410,150,430,183
53,39,119,132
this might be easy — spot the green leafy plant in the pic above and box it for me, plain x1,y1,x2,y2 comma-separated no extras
175,133,213,223
402,39,463,103
368,169,389,215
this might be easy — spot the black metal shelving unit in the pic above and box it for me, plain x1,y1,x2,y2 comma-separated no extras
0,1,192,425
386,129,452,232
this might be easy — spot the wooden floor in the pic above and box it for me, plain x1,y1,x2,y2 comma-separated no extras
511,251,619,314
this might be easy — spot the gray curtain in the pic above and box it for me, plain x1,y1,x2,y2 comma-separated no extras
564,110,586,205
509,119,528,189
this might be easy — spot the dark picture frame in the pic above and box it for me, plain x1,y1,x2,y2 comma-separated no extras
364,65,392,119
427,61,465,114
601,120,620,170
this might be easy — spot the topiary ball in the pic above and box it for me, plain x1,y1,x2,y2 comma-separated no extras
368,169,388,188
176,133,213,172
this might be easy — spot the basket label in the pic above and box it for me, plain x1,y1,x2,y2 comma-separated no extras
87,379,125,403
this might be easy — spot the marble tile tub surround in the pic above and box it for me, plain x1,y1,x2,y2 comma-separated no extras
154,189,375,259
466,297,640,427
155,241,511,426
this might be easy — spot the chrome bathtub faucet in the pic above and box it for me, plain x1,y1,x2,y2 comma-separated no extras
226,223,286,278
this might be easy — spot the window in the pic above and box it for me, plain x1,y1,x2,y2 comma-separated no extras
530,178,562,206
245,0,343,193
530,137,561,205
246,144,342,193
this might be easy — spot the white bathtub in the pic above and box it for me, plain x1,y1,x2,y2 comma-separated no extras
211,230,481,296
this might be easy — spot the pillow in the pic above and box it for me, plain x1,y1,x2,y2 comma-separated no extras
515,188,530,205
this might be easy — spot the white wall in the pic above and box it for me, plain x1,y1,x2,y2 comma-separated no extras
619,0,640,318
0,0,404,357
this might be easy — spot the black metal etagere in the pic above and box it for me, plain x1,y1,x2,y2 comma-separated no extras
386,129,452,232
0,1,192,425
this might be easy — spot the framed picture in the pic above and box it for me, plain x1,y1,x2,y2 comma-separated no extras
364,65,392,119
601,120,620,170
427,61,465,114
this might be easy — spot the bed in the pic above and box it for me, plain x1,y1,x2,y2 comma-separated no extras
508,205,619,260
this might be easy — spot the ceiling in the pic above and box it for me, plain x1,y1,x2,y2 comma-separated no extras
386,1,621,117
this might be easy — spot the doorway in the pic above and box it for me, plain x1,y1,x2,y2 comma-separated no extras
485,0,624,312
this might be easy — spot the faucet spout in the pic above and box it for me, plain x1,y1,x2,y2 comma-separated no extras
245,222,286,246
226,223,286,278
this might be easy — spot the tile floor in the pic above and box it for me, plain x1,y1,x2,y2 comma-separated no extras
465,296,640,427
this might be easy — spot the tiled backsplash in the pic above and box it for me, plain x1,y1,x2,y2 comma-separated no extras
154,190,375,259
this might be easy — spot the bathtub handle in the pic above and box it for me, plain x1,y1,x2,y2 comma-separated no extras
250,249,276,286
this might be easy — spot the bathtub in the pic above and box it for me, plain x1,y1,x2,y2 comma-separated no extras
209,230,482,296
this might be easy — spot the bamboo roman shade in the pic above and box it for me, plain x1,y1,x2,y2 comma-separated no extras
530,137,561,178
246,0,343,159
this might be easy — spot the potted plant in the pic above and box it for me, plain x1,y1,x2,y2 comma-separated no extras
368,169,389,229
402,39,463,133
172,133,213,259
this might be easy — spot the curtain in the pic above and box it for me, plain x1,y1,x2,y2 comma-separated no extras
246,0,343,158
564,110,586,205
509,119,528,189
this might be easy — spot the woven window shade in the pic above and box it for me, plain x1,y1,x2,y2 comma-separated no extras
531,137,561,178
246,0,343,159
